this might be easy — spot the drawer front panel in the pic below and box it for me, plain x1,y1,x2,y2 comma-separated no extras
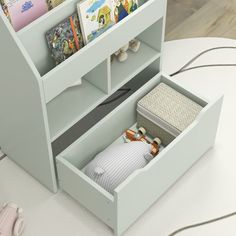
57,157,115,228
114,94,223,235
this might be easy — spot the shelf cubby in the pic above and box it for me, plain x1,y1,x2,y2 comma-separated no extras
110,18,163,92
47,80,106,141
111,42,161,92
47,59,110,141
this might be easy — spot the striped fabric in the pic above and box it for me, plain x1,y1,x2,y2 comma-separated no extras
83,141,152,194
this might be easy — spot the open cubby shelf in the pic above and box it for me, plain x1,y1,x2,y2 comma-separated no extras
47,79,107,141
111,42,161,92
47,38,160,141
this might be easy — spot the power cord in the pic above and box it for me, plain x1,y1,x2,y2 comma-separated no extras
170,46,236,76
168,211,236,236
168,45,236,235
99,47,236,106
99,88,131,106
171,63,236,76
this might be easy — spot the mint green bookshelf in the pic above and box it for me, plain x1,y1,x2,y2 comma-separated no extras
0,0,223,235
0,0,165,193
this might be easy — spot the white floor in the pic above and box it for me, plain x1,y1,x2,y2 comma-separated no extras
1,37,236,236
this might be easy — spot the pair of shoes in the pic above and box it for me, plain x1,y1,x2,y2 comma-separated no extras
114,38,141,62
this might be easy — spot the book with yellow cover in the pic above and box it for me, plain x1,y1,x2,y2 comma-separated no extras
77,0,115,44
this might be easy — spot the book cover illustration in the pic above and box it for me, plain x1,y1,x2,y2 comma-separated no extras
0,0,48,31
113,0,139,23
77,0,115,44
0,0,65,31
45,13,84,65
46,0,64,10
0,0,11,23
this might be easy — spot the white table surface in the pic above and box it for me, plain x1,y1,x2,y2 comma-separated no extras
1,37,236,236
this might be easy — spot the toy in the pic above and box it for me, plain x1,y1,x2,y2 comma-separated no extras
0,203,25,236
83,127,161,194
125,126,147,142
113,38,141,62
124,127,161,156
129,38,141,52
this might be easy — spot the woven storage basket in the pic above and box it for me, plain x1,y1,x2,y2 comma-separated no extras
137,83,203,145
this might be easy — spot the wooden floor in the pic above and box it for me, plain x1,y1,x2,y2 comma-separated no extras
166,0,236,41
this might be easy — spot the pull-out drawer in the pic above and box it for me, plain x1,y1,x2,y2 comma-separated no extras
56,74,223,236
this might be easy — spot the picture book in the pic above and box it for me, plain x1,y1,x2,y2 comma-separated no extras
0,0,65,31
45,13,84,65
0,0,11,23
0,0,48,31
46,0,64,10
77,0,115,44
112,0,139,23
